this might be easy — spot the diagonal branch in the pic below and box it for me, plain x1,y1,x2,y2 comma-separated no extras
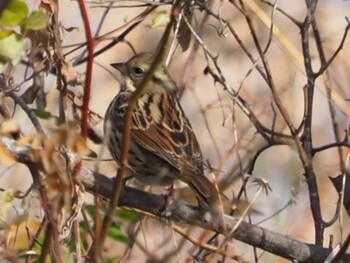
1,135,350,262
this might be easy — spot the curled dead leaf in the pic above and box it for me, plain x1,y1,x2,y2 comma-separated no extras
39,0,57,14
67,89,103,127
61,61,84,86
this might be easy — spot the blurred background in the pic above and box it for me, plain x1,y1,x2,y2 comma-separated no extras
1,0,350,262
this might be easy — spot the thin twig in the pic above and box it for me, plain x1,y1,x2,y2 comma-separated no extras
7,91,45,134
92,1,182,258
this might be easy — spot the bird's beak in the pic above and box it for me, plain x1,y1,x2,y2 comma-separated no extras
110,62,127,74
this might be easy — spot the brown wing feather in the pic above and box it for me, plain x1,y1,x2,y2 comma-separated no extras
130,91,220,205
131,92,203,176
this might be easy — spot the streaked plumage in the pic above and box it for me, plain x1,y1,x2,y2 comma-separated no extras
104,53,220,209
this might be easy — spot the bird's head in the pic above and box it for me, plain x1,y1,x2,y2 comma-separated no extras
111,53,176,93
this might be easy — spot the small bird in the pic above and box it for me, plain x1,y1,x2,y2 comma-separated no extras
104,53,223,222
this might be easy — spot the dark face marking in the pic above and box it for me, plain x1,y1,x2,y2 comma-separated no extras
144,94,153,117
172,120,181,131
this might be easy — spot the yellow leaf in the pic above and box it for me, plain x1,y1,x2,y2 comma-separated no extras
7,216,41,251
0,189,15,221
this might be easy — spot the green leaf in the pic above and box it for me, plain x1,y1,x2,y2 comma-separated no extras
108,223,130,244
31,109,64,125
32,109,52,119
116,208,139,222
0,30,24,65
0,30,12,40
23,11,48,30
84,205,107,218
85,206,96,218
83,206,131,243
0,0,28,27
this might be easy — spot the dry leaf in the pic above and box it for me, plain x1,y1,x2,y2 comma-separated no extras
0,141,16,164
39,0,58,14
67,89,103,126
6,216,41,251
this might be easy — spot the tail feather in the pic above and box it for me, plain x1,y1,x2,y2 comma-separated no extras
189,175,226,232
189,174,219,206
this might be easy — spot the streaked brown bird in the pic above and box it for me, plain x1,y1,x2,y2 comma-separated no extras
104,53,223,219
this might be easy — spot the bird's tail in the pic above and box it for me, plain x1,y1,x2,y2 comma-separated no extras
189,175,226,232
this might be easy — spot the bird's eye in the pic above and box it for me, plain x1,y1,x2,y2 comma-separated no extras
133,67,144,75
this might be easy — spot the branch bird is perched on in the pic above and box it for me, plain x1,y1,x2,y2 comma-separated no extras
104,53,224,226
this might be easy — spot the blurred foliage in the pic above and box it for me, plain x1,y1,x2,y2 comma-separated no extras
0,0,47,65
85,205,139,244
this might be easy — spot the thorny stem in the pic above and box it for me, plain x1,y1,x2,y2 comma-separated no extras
71,7,157,66
261,0,350,243
299,0,324,245
236,0,323,245
312,17,345,232
78,0,95,140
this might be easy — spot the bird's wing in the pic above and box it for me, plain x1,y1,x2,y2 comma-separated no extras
131,92,219,204
130,92,203,174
